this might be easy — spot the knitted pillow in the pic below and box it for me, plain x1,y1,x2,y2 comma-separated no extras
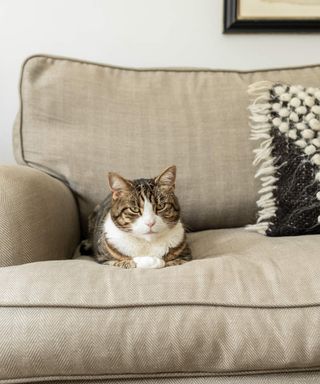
247,81,320,236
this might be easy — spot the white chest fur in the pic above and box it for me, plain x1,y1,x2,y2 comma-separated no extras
103,213,184,268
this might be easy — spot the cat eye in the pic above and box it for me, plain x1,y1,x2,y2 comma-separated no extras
129,207,140,214
157,203,167,212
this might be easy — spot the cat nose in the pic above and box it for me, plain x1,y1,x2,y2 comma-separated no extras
146,220,156,228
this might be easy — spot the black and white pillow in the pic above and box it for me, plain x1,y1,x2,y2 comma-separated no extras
247,81,320,236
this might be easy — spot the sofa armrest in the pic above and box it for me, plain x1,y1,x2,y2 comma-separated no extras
0,165,80,267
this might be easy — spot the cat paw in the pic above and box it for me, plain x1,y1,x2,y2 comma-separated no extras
133,256,165,269
112,259,137,269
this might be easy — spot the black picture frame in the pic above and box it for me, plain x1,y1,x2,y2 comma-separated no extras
224,0,320,33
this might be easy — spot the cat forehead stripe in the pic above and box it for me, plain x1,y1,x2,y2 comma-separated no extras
142,198,154,217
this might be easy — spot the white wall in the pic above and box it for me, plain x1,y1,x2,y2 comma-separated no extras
1,0,320,163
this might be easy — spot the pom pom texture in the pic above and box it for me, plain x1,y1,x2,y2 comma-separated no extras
247,81,320,236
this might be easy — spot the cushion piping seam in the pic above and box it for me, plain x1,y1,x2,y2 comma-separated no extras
1,302,320,310
22,53,320,74
1,366,320,383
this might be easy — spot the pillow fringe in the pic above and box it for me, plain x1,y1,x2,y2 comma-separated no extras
246,81,278,235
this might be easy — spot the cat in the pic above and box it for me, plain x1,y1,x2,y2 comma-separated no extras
83,165,192,269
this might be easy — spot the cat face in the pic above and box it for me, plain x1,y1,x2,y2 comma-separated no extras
108,166,180,241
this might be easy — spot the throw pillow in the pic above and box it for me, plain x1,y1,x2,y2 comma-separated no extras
247,81,320,236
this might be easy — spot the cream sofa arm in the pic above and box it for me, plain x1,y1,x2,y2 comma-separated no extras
0,165,80,267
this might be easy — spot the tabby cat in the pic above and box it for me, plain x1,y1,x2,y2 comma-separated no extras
84,166,192,268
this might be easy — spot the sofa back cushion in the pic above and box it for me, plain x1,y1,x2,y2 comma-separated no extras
14,55,320,234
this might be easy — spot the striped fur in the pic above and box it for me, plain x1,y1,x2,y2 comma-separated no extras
83,166,192,268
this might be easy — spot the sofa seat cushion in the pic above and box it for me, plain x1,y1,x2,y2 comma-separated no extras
1,228,320,382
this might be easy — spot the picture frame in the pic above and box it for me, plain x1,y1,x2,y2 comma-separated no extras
224,0,320,33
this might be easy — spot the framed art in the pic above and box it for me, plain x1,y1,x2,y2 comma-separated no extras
224,0,320,33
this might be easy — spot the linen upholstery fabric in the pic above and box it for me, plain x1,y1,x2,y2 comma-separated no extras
15,55,320,235
0,165,80,267
1,228,320,382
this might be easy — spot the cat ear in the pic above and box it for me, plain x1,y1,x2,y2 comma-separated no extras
154,165,176,191
108,172,132,199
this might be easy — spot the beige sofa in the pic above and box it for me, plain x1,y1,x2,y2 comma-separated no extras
1,55,320,383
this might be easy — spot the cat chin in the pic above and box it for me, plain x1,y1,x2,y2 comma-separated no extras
134,232,161,242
